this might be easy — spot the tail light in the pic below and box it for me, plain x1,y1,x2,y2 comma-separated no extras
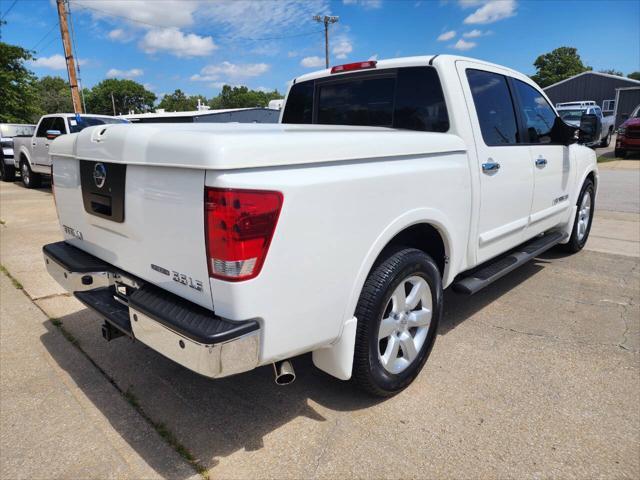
205,187,283,281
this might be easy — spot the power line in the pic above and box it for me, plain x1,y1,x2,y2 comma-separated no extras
30,23,58,50
1,0,18,20
69,1,324,43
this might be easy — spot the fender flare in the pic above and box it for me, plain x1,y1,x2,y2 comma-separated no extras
312,207,457,380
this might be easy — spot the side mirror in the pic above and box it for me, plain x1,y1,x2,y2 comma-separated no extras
578,113,601,145
46,129,62,140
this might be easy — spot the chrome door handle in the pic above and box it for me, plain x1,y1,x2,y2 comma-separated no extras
535,157,548,168
482,162,501,174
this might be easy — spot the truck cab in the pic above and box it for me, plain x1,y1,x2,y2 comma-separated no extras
556,101,615,147
12,114,127,188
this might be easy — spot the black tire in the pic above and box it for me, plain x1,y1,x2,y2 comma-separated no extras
0,161,16,182
614,148,626,159
20,160,41,189
561,179,595,253
599,129,612,148
352,247,442,397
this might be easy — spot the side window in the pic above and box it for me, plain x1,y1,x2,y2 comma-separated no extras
466,69,519,145
50,117,66,134
513,79,557,144
593,107,602,117
36,118,53,137
281,81,313,124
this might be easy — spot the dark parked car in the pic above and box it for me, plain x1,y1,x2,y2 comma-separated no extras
615,104,640,158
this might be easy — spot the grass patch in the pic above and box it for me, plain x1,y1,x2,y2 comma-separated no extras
0,264,23,289
50,318,80,346
125,388,210,479
597,155,617,163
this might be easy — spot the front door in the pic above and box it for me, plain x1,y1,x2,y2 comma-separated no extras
511,79,572,235
457,62,535,264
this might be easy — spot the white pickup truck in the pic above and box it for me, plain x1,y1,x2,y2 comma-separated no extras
12,113,126,188
44,55,598,396
556,101,614,148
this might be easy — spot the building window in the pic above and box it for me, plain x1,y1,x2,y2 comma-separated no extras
603,99,615,112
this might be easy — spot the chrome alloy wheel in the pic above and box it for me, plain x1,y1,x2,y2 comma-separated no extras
577,190,592,242
377,275,432,374
21,163,30,185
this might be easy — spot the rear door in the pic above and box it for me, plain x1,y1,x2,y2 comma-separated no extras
457,62,534,263
511,79,572,235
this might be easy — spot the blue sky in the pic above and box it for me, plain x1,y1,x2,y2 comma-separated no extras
2,0,639,100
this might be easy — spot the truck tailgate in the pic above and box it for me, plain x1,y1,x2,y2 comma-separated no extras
53,157,213,310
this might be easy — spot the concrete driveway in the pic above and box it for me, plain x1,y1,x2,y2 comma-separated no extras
1,162,639,479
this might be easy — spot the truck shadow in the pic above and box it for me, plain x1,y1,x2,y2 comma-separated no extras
38,254,548,477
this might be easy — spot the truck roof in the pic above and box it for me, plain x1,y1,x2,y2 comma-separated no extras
292,54,530,85
39,113,120,119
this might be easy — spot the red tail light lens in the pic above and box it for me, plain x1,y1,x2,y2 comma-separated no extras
205,187,283,281
331,60,377,74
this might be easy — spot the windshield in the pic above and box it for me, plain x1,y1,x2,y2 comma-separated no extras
67,116,128,134
558,109,585,122
282,66,449,133
0,124,35,137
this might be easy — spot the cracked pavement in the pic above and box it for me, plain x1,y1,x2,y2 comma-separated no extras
1,161,639,479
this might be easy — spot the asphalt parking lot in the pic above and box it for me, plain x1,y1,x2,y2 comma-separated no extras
1,160,639,479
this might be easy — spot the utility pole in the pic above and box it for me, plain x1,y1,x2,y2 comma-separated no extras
56,0,82,113
313,15,339,68
111,92,116,116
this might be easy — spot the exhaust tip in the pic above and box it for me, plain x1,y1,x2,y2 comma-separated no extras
273,360,296,386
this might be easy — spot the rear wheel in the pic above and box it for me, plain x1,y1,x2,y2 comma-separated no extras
0,161,16,182
562,179,595,253
352,248,442,397
20,160,41,189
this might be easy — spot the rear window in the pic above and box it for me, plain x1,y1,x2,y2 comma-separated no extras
282,66,449,132
67,116,127,134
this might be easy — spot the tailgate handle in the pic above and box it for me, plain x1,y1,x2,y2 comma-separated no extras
90,193,112,216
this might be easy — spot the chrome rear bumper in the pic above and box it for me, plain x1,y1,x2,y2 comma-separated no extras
43,241,260,379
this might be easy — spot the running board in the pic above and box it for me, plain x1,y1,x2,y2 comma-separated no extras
452,231,566,295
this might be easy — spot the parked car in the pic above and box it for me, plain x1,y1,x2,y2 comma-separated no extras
615,104,640,158
556,101,615,147
12,113,128,188
43,55,598,396
0,123,36,182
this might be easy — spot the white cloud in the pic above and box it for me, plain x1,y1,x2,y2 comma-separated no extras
139,28,217,57
107,28,134,42
437,30,456,41
333,37,353,59
450,38,477,50
342,0,383,8
190,62,270,82
368,54,379,61
457,0,484,8
74,0,197,28
464,0,517,24
106,68,144,79
462,29,491,37
199,0,329,38
300,56,325,68
29,54,67,70
287,51,298,58
143,83,155,91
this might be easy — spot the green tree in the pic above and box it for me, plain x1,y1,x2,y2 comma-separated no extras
157,89,208,111
531,47,592,88
84,79,156,115
36,76,73,114
628,71,640,81
208,85,283,109
599,69,623,77
0,40,40,123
